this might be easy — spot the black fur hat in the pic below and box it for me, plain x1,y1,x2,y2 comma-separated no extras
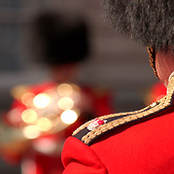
31,11,89,65
101,0,174,52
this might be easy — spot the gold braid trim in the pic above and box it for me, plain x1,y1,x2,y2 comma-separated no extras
147,47,160,80
72,104,151,136
74,77,174,145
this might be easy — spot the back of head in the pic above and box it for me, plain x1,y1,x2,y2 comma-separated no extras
102,0,174,52
31,10,89,66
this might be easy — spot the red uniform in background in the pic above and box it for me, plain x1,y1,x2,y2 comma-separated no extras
148,82,166,103
0,10,114,174
1,81,113,174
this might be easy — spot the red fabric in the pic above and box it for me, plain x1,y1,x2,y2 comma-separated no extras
22,151,64,174
62,137,107,174
149,82,166,103
62,106,174,174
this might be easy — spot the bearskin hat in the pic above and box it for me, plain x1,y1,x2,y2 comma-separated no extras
101,0,174,52
30,11,89,66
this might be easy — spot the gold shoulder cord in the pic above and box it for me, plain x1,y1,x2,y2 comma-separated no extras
73,77,174,145
147,47,160,80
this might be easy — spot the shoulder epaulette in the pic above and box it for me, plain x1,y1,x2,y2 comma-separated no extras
72,77,174,146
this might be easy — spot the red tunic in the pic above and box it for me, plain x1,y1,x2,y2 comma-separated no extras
61,79,174,174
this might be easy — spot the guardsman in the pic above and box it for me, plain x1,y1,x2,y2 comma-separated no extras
61,0,174,173
0,11,113,174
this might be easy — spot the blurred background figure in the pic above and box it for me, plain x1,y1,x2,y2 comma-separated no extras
0,1,160,173
0,10,113,174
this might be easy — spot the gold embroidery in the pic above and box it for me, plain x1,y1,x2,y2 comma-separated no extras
73,77,174,145
72,107,150,136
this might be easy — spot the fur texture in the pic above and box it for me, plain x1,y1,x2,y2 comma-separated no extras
101,0,174,51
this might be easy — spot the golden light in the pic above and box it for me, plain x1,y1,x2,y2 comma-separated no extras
21,109,38,124
11,85,29,101
60,110,78,124
45,113,58,120
23,125,40,139
21,92,35,106
57,83,73,96
37,118,53,132
44,89,58,100
71,84,81,92
33,93,51,108
71,91,81,103
70,84,81,102
52,117,60,127
58,97,74,110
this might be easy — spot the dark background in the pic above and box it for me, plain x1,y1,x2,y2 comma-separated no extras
0,0,158,173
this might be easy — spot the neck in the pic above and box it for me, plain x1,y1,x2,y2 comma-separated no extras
155,51,174,87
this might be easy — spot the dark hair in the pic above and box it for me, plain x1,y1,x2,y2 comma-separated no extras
31,11,89,65
101,0,174,51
